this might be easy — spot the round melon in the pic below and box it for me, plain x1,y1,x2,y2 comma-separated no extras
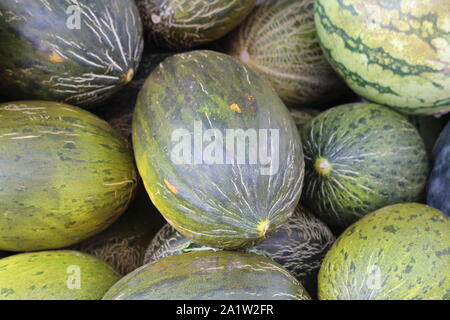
136,0,256,49
229,0,344,107
318,203,450,300
104,251,311,300
145,205,334,297
132,50,304,249
0,101,137,252
300,103,428,229
72,185,166,276
0,0,143,108
0,250,119,300
314,0,450,115
427,122,450,216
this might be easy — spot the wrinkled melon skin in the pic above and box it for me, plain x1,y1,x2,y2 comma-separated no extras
314,0,450,115
318,203,450,300
0,101,137,252
103,251,311,300
229,0,344,108
427,122,450,216
144,205,334,298
132,50,304,249
0,0,143,108
136,0,256,49
300,103,428,229
0,250,119,300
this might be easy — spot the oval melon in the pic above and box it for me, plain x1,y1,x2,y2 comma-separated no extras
229,0,344,107
0,0,143,107
427,122,450,216
136,0,256,49
0,250,119,300
314,0,450,115
300,103,428,229
0,101,137,251
145,205,334,297
132,50,304,249
104,251,311,300
318,203,450,300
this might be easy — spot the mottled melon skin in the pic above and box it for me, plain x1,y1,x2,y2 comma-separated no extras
0,250,119,300
132,50,304,249
318,203,450,300
104,251,311,300
427,122,450,216
144,205,334,297
72,186,166,276
0,101,137,252
314,0,450,115
300,103,428,229
136,0,256,49
229,0,344,108
0,0,143,108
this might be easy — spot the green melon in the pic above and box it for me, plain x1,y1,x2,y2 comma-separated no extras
0,250,119,300
104,251,311,300
228,0,344,107
132,50,304,249
0,101,137,252
145,205,334,297
95,52,172,141
319,203,450,300
0,0,143,108
136,0,256,49
408,115,447,157
314,0,450,115
300,103,428,229
290,108,321,130
72,185,166,276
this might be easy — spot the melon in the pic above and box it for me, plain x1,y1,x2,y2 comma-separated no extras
104,251,311,300
0,101,137,251
318,203,450,300
314,0,450,115
0,250,119,300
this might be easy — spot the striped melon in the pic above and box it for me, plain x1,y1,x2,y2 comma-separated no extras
229,0,344,107
427,122,450,216
319,203,450,300
145,205,335,297
314,0,450,115
290,108,321,129
136,0,256,49
300,103,428,229
0,250,119,300
132,50,304,249
0,0,143,107
0,101,137,252
104,251,311,300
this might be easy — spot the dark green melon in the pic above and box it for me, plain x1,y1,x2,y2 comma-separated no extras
136,0,256,49
290,108,321,130
0,101,137,252
318,203,450,300
300,103,428,229
408,115,448,159
314,0,450,115
72,185,166,276
427,122,450,216
132,50,304,249
0,0,143,108
95,52,172,140
0,250,119,300
228,0,344,107
104,251,311,300
145,205,334,297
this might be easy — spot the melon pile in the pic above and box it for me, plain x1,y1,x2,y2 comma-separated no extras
0,0,448,301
